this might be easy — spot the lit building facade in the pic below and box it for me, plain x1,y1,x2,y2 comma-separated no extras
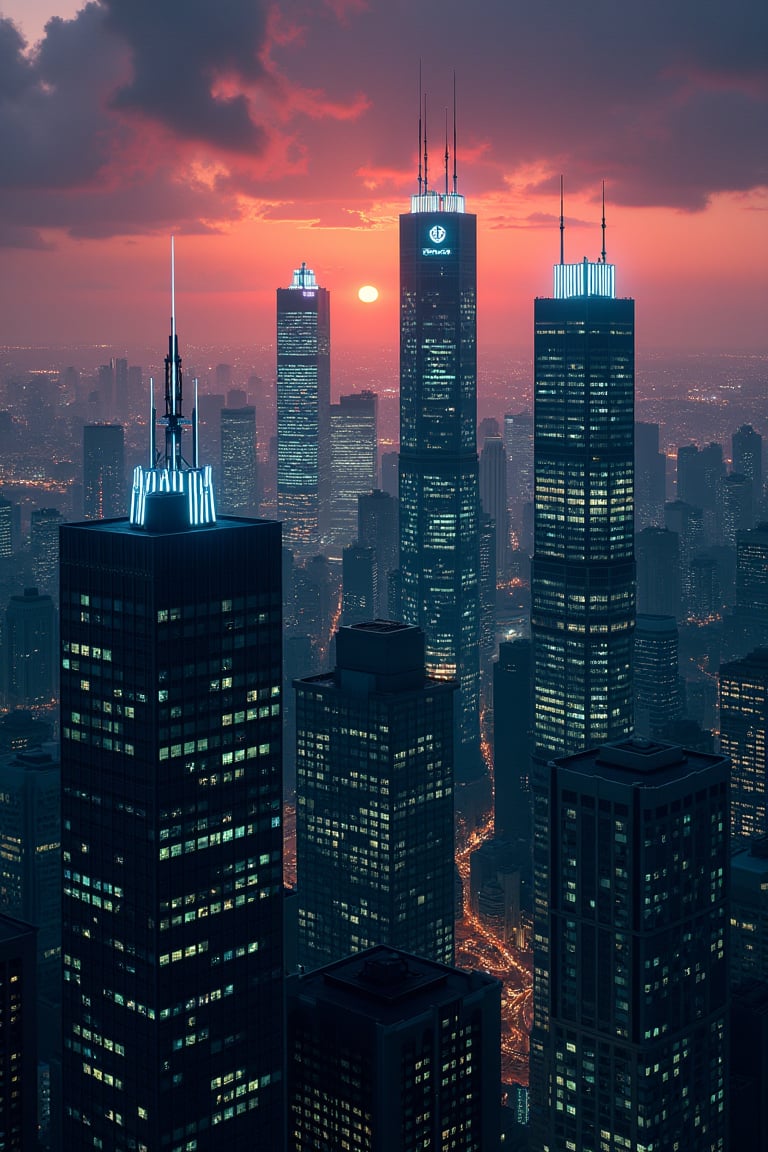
719,647,768,843
277,263,330,550
731,834,768,985
220,405,258,517
296,622,455,970
329,391,378,546
0,913,37,1152
60,291,284,1149
530,737,730,1152
531,257,635,759
399,187,482,781
287,946,500,1152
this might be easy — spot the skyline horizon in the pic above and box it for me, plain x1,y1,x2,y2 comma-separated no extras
0,1,765,355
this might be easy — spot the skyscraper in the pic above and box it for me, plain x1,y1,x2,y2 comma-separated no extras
0,913,37,1152
4,587,56,707
492,639,532,847
634,421,666,529
30,506,64,600
530,737,730,1152
341,542,377,626
287,946,500,1152
531,224,635,760
398,138,482,781
479,433,509,577
503,410,534,520
277,262,330,550
220,403,258,516
83,424,125,520
296,621,455,970
633,613,682,738
732,423,762,517
732,522,768,651
61,270,284,1149
635,525,681,618
358,489,398,618
329,391,378,546
719,647,768,843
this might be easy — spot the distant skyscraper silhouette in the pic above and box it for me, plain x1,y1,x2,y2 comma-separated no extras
635,525,681,618
733,422,762,516
296,622,455,970
531,218,635,759
398,127,482,781
329,391,378,546
277,263,330,549
634,421,666,528
358,489,398,617
4,588,56,707
83,424,124,519
504,411,534,520
716,471,753,544
341,542,377,625
479,433,509,576
220,403,258,515
493,639,532,847
61,256,284,1149
633,614,683,737
529,737,730,1152
732,523,768,651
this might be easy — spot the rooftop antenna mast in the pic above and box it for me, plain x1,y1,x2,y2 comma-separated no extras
598,178,607,263
559,175,565,265
452,72,458,194
423,92,429,195
164,235,183,470
417,63,423,196
444,107,449,196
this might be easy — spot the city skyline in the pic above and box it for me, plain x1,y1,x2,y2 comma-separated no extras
0,1,765,354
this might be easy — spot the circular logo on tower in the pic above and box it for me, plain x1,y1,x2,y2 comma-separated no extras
428,224,447,245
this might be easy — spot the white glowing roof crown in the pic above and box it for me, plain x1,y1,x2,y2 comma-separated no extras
553,258,616,300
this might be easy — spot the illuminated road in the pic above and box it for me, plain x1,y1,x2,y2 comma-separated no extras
283,725,533,1087
455,806,532,1087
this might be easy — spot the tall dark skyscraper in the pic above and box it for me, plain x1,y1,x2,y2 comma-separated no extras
633,613,682,738
531,230,635,759
493,639,533,847
4,587,56,707
358,489,398,617
83,423,125,520
0,913,37,1151
398,144,481,781
277,262,330,550
530,737,730,1152
61,268,284,1149
287,946,500,1152
296,622,455,970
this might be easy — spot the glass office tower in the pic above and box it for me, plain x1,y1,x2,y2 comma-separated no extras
531,257,635,759
61,291,284,1150
277,263,330,550
399,185,482,781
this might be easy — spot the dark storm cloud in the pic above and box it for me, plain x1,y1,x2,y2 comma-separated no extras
102,0,271,152
0,0,765,245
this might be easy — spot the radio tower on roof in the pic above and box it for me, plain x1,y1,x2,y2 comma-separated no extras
129,238,216,529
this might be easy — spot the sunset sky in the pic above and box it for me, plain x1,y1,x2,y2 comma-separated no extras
0,0,765,356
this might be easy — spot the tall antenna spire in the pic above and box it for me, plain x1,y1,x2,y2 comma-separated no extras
164,235,183,470
423,92,428,195
444,107,449,196
559,175,565,265
452,71,458,194
598,178,607,263
417,63,422,196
